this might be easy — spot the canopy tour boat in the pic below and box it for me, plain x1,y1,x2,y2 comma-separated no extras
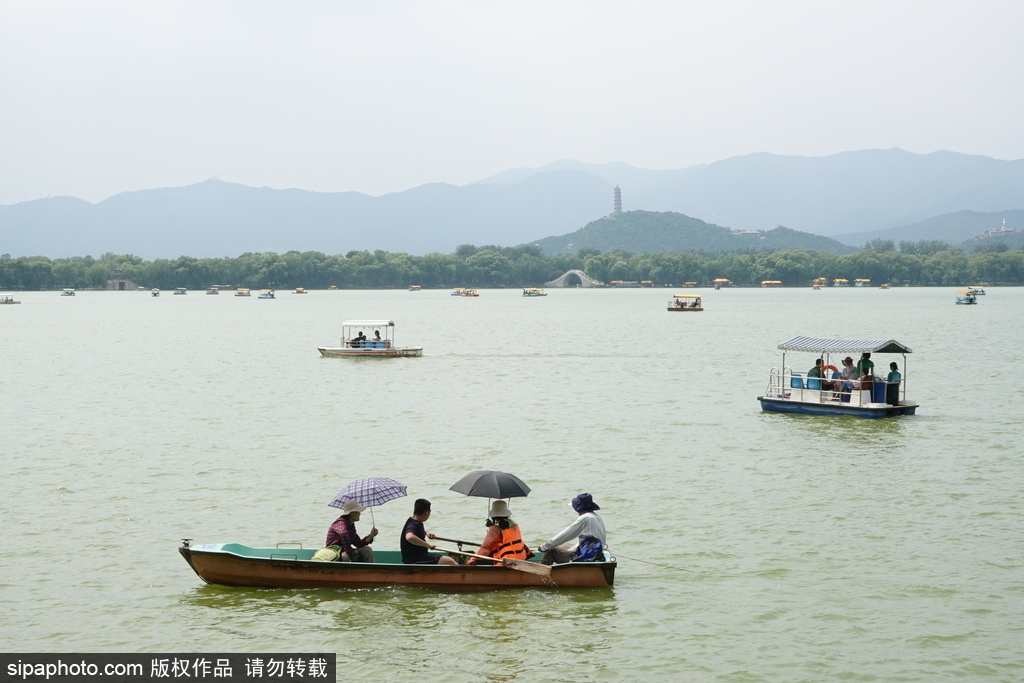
757,336,918,418
522,288,547,297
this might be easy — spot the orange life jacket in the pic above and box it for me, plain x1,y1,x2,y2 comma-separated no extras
493,523,529,560
471,521,530,563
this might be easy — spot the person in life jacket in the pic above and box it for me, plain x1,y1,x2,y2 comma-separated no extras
469,500,531,564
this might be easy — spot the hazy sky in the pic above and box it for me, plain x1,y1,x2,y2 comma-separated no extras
3,1,1023,205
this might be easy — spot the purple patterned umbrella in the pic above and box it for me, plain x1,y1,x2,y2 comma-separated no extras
329,477,408,509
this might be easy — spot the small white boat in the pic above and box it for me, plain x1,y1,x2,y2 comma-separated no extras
173,287,187,295
956,290,978,305
967,286,986,296
757,336,918,418
522,288,547,297
668,294,702,311
451,288,465,296
318,320,423,358
61,288,76,296
206,288,219,295
258,289,276,299
151,288,160,297
461,289,479,297
292,288,308,294
0,294,21,304
409,285,421,292
235,288,251,297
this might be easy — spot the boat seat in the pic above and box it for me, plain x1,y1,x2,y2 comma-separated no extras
807,377,821,390
885,381,900,405
790,373,804,389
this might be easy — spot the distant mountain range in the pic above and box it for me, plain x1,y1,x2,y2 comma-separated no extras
2,148,1023,259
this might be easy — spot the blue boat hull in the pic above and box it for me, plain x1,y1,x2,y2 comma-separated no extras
758,396,917,418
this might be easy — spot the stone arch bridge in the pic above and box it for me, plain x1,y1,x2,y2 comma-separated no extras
544,269,604,288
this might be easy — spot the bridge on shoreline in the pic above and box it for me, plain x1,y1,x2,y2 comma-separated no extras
544,269,604,288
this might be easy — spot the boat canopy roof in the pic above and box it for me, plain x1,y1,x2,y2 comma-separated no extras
673,294,701,298
777,336,913,354
342,320,395,327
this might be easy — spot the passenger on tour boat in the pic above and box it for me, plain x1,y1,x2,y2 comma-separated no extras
538,493,607,565
856,352,875,377
468,500,532,565
401,499,459,566
350,332,367,348
808,359,834,390
837,356,859,395
325,501,378,562
887,362,901,383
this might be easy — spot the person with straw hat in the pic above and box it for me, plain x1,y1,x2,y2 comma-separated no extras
469,499,531,565
325,500,378,562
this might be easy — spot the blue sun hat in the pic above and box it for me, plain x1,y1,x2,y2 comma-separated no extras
571,493,600,513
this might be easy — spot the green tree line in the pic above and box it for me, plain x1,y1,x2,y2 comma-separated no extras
2,240,1023,290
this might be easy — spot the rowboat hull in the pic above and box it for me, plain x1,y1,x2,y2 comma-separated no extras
317,347,423,358
179,544,615,590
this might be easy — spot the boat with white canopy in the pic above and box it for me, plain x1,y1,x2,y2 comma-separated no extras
757,336,918,418
318,320,423,358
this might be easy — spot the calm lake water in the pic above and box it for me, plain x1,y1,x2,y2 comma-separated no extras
2,286,1022,682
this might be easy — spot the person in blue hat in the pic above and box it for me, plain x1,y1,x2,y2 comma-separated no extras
537,493,608,565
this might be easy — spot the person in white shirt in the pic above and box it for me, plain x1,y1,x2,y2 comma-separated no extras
538,493,607,565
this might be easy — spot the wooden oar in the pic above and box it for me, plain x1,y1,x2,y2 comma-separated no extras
435,546,552,578
433,536,480,547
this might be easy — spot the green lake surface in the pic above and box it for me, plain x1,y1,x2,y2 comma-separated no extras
2,286,1021,681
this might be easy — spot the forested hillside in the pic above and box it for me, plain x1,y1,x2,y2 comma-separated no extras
529,211,857,255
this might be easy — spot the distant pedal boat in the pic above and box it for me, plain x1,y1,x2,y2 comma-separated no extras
956,290,978,304
318,320,423,358
668,294,702,311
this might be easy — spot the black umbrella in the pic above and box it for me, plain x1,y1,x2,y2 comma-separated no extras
449,470,531,499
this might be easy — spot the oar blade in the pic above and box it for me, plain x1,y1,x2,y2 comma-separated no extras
502,558,551,577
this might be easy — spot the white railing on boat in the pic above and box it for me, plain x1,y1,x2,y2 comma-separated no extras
766,368,904,406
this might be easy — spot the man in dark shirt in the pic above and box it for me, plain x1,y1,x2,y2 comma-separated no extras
401,498,458,565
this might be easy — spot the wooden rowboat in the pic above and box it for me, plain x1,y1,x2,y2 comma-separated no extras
179,542,615,590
